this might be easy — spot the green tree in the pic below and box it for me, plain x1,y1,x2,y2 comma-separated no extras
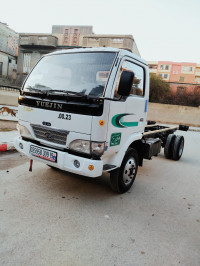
149,73,170,103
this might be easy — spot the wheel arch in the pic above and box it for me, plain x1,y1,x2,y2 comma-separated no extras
129,139,144,166
109,133,143,168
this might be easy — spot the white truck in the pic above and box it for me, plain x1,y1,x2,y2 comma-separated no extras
15,48,188,193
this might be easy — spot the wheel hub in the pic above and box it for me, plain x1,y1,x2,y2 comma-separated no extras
123,157,136,185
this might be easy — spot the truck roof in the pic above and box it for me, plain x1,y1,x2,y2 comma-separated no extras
47,47,147,66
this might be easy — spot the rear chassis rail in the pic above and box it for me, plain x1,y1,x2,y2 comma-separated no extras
143,123,189,148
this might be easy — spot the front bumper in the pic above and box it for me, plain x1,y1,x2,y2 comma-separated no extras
15,137,103,178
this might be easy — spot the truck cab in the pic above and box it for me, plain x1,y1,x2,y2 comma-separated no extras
15,47,151,193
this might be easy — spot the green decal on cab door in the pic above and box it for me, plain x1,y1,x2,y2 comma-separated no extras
112,113,138,128
110,133,122,146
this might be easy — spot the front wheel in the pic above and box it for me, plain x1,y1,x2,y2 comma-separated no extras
110,148,138,193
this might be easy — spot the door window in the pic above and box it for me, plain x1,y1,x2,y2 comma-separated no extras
121,61,144,96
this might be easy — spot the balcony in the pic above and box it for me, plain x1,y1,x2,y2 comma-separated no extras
195,71,200,77
19,34,57,48
149,68,157,74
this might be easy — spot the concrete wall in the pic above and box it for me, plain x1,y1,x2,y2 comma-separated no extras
147,102,200,127
82,35,140,55
19,34,57,47
0,51,17,79
17,47,56,74
0,22,18,56
0,89,19,106
1,89,200,127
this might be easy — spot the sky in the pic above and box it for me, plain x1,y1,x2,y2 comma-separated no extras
1,0,200,63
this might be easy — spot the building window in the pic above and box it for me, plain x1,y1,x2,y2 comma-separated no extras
159,64,170,71
179,76,185,82
63,28,70,45
72,28,80,46
149,64,157,69
23,53,32,73
182,66,193,72
158,73,168,79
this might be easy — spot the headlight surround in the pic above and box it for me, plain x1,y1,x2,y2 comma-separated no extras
17,124,33,139
91,142,105,156
69,140,105,156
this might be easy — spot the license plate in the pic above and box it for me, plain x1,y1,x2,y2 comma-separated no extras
30,145,57,162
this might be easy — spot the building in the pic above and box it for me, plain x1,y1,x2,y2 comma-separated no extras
195,64,200,84
0,22,18,79
17,25,93,78
16,25,141,81
52,25,93,47
148,61,200,94
17,33,57,78
82,34,140,56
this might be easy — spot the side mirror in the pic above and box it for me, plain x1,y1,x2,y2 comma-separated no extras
117,70,134,97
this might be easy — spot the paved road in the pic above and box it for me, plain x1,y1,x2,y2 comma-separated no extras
0,130,200,266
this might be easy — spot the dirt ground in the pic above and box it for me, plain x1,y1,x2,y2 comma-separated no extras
0,130,200,266
0,120,17,131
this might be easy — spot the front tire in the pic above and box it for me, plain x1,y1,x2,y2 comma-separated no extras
110,148,138,193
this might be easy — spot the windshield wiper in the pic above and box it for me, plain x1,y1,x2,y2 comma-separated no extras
24,87,86,97
43,90,86,97
24,87,121,102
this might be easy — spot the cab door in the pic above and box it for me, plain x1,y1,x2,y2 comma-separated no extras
106,58,148,156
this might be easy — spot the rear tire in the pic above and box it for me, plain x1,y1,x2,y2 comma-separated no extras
110,148,138,193
172,135,184,161
164,134,176,159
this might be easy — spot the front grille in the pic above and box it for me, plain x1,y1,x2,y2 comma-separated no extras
32,124,68,145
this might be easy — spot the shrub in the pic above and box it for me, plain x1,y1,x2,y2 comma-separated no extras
149,74,170,102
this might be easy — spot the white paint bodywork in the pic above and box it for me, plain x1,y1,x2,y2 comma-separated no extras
15,48,149,177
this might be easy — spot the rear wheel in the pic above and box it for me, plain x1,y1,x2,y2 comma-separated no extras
164,134,176,159
110,148,138,193
172,135,184,160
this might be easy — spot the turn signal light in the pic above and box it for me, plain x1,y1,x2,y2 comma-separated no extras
88,165,94,171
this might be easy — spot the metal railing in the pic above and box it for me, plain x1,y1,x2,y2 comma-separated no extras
0,85,21,91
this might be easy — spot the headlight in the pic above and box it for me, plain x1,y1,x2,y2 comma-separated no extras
69,140,90,154
69,140,105,156
17,124,33,139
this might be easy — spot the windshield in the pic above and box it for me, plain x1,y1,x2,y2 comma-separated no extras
23,52,116,97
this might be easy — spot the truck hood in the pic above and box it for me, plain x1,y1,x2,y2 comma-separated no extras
18,105,92,135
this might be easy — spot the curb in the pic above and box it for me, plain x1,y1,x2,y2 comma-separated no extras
189,128,200,132
0,142,16,152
